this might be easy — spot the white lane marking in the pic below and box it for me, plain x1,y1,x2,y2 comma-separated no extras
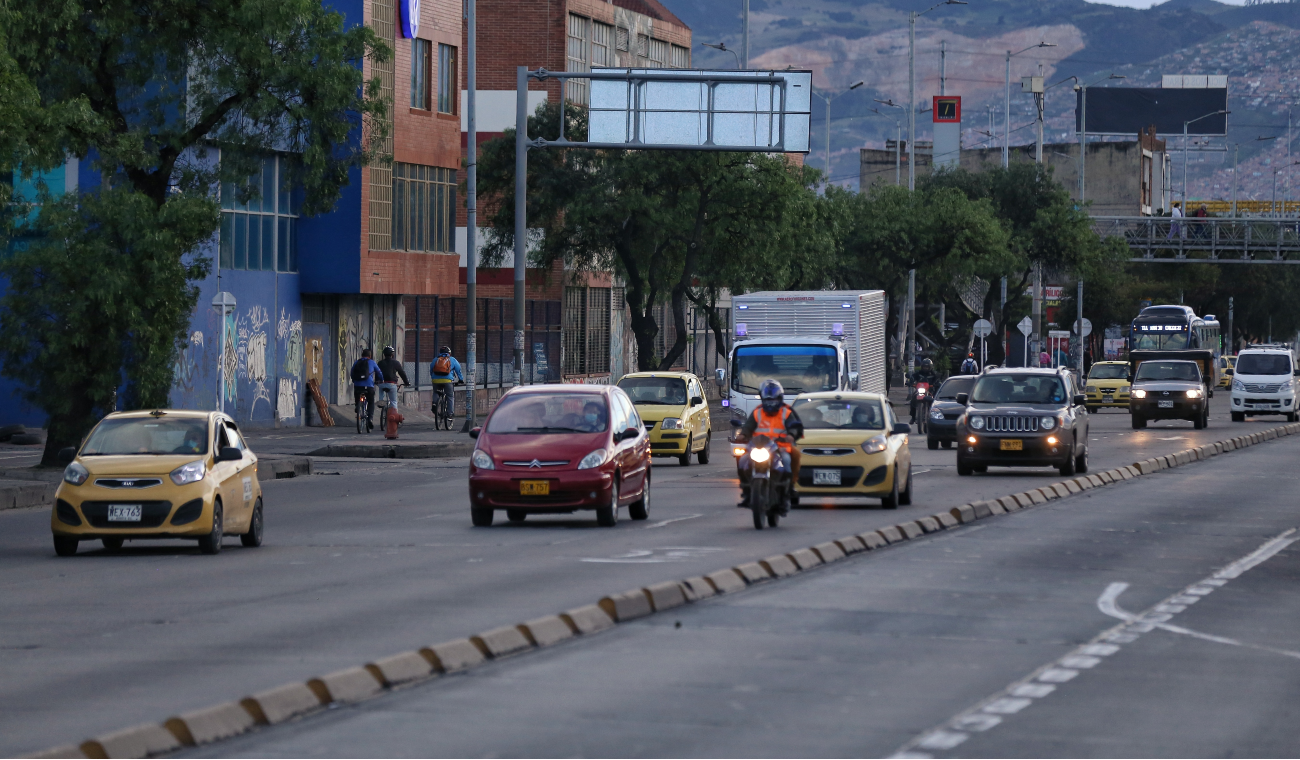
891,527,1300,759
643,514,704,529
580,546,726,563
1158,436,1186,440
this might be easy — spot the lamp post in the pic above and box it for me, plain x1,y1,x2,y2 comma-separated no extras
702,42,740,68
1235,136,1278,217
1271,161,1300,216
1003,41,1055,168
465,0,478,428
1072,73,1125,203
1182,109,1230,209
909,0,967,190
812,81,864,184
875,99,906,186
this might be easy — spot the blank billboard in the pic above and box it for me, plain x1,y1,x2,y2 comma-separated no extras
1076,87,1228,135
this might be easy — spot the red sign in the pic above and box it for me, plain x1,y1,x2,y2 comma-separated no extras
932,96,961,123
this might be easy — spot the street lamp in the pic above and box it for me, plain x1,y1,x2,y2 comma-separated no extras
1233,136,1277,217
1071,73,1125,202
1004,41,1055,168
701,42,740,69
875,99,906,186
1272,160,1300,216
1182,109,1230,210
909,0,967,190
812,81,864,184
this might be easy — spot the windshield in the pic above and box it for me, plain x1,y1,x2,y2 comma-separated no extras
1135,361,1200,382
1131,329,1188,351
1140,307,1188,318
971,374,1067,405
1089,364,1129,380
733,345,837,395
1235,354,1292,375
617,377,688,405
792,398,885,430
486,393,609,434
82,417,209,456
936,377,974,399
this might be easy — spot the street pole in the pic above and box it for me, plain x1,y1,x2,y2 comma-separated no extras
1031,262,1042,367
907,268,916,376
513,66,527,390
1232,143,1238,218
1077,279,1084,374
1036,64,1044,165
826,93,832,179
1003,50,1010,168
1000,276,1007,361
940,40,946,95
463,0,477,431
1182,121,1189,211
1079,84,1086,202
741,0,749,69
908,11,916,191
895,121,901,185
1228,296,1234,354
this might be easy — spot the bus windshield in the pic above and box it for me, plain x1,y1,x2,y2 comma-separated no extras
733,345,838,395
1131,328,1188,351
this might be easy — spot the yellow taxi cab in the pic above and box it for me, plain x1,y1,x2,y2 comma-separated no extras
1084,360,1132,411
1217,355,1236,388
789,391,913,508
616,372,712,465
51,410,263,556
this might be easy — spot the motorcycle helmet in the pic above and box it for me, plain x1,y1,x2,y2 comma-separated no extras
759,379,784,414
967,352,974,359
922,358,934,369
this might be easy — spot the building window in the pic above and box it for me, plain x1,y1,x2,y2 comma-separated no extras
648,38,668,68
567,14,590,105
592,21,612,68
615,27,629,52
219,155,299,273
392,163,456,253
368,0,396,252
563,286,611,376
671,44,690,69
410,38,431,110
636,33,649,59
437,43,457,114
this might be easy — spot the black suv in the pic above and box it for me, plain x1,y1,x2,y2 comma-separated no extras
926,375,977,450
954,368,1091,477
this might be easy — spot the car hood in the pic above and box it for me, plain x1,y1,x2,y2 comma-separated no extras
479,432,609,464
1233,374,1293,385
931,399,967,413
799,429,886,446
634,403,688,422
966,404,1064,415
76,454,210,477
1087,378,1130,387
1133,381,1200,392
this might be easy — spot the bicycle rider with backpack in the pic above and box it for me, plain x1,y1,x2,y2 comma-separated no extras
350,348,382,432
376,345,410,414
430,345,464,419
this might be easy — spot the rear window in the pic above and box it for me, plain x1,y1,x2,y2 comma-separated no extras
486,393,609,434
792,398,885,430
936,377,974,399
1235,353,1292,376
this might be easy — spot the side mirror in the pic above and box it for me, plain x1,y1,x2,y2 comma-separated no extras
1073,394,1087,407
690,396,704,407
617,427,640,442
715,368,726,384
955,392,969,406
216,446,243,462
58,447,77,465
892,422,912,435
849,371,859,390
469,427,481,439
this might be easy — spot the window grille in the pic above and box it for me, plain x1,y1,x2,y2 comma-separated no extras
671,44,690,69
368,0,395,252
410,38,431,110
592,22,612,68
566,14,590,105
563,287,611,375
437,44,457,114
636,33,649,58
615,27,629,51
648,38,668,68
219,155,299,272
392,164,456,253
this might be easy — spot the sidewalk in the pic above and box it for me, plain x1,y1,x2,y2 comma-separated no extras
244,406,476,459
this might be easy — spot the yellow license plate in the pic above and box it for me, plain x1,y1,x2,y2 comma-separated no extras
1000,439,1024,451
520,480,550,495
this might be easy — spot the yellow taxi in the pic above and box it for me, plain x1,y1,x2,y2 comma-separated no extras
51,410,263,556
1218,355,1236,388
789,392,913,508
1084,360,1132,411
616,371,712,465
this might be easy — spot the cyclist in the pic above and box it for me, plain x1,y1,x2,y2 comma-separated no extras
350,348,382,431
430,345,464,418
376,346,409,414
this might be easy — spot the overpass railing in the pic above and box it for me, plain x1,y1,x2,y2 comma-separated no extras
1092,216,1300,263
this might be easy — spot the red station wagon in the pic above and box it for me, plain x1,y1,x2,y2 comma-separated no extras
468,385,651,527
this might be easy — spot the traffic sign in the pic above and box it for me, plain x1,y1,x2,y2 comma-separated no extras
1017,316,1032,336
1073,318,1093,337
973,319,994,338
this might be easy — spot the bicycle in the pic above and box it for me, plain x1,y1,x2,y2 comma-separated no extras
354,388,374,434
378,384,407,431
433,384,454,430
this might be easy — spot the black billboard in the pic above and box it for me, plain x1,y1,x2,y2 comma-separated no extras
1075,87,1228,135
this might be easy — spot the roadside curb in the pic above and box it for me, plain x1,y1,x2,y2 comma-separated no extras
305,442,472,459
25,422,1300,758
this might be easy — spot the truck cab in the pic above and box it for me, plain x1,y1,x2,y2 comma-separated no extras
716,336,856,426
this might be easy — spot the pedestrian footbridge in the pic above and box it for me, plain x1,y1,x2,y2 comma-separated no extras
1092,217,1300,264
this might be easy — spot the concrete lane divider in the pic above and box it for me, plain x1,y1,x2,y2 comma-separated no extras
306,666,384,705
598,590,655,623
239,682,323,726
424,638,485,673
367,650,436,686
519,615,576,647
811,541,846,563
471,625,534,658
760,555,799,578
786,547,823,570
82,722,182,759
643,580,688,611
560,604,616,635
704,569,747,594
163,701,258,747
680,577,716,601
733,561,774,584
835,535,868,554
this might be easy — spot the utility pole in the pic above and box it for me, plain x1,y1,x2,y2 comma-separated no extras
1076,279,1084,375
814,82,864,186
741,0,749,69
1228,296,1234,354
907,269,917,376
463,0,477,430
513,66,527,390
1000,276,1007,361
1031,263,1042,367
940,40,946,95
1004,42,1055,169
1183,109,1230,210
1036,63,1044,164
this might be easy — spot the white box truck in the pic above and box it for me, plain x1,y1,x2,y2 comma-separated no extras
719,290,887,422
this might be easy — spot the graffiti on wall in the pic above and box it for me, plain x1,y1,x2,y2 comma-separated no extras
277,309,303,419
222,312,238,405
173,331,205,393
238,305,272,416
335,295,401,401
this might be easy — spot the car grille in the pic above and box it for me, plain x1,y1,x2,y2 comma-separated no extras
797,466,866,487
1244,383,1287,393
800,447,856,456
1244,398,1281,406
984,415,1040,433
79,501,173,528
94,478,163,489
943,412,962,420
501,460,570,467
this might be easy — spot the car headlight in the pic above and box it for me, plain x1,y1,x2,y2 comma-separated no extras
659,417,683,430
970,416,985,430
169,459,206,486
1132,389,1147,399
577,449,609,470
1085,385,1097,393
1186,388,1203,399
63,461,89,486
750,447,771,463
471,449,494,470
1119,385,1130,394
1233,379,1245,391
1040,416,1056,430
862,435,888,455
929,408,944,420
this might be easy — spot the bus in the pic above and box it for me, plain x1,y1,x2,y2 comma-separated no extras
1129,305,1222,390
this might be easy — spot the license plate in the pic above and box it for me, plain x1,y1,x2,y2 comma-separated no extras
1103,395,1113,403
1000,439,1023,451
1158,400,1174,408
812,469,841,485
519,480,549,495
108,504,142,521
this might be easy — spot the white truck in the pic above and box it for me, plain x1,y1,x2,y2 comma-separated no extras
717,290,888,423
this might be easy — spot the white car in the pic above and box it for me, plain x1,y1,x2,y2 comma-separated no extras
1230,347,1299,422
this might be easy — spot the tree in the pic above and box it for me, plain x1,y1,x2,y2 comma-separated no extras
0,0,388,465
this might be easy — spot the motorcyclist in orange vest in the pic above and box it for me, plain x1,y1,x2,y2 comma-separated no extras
737,379,804,511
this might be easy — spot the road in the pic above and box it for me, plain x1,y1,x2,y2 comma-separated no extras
0,395,1292,756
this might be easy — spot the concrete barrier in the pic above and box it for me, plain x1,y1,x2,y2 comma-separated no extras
835,535,867,554
897,521,923,540
24,744,85,759
704,569,747,594
643,581,688,611
858,531,887,550
241,682,322,725
680,577,717,600
84,723,181,758
811,541,846,562
917,516,941,533
934,512,959,528
786,547,822,569
367,650,436,685
424,638,486,672
164,702,256,746
308,666,383,704
598,590,654,622
759,555,799,578
0,479,56,511
877,525,904,543
1029,490,1048,505
951,504,976,523
733,562,773,584
471,625,533,657
520,615,575,647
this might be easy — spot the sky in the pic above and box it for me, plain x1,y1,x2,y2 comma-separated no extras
1083,0,1249,6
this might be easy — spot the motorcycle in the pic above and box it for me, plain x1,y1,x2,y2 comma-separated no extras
735,431,792,530
909,381,932,434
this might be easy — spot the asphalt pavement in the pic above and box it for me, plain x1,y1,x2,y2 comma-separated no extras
1,395,1294,757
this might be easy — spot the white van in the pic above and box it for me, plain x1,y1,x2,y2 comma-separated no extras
1230,346,1298,422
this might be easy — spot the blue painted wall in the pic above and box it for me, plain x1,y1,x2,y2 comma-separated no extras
298,164,363,294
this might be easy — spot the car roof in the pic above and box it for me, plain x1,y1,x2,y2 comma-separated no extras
792,391,888,403
619,372,695,380
1238,347,1291,354
103,409,214,420
1092,360,1128,365
503,384,610,397
984,367,1068,376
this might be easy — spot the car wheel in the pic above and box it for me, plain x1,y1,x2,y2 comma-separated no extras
1289,413,1298,423
767,509,780,528
899,464,913,506
471,506,494,527
1193,414,1204,430
1231,412,1245,422
973,465,988,473
697,432,711,464
198,501,224,555
927,437,938,450
881,465,900,509
241,499,264,547
1132,414,1146,429
679,436,692,466
956,458,973,476
506,509,527,523
101,537,124,551
1086,405,1098,414
1076,445,1089,474
53,536,78,557
941,440,952,449
629,470,650,520
751,479,768,530
1058,449,1077,477
596,480,619,527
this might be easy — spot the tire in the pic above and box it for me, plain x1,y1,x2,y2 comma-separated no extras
53,536,78,556
1058,450,1077,477
751,479,769,530
1086,406,1098,414
767,509,780,528
198,501,224,555
241,500,264,547
789,492,800,509
973,465,988,473
629,470,650,520
679,436,692,466
506,509,527,523
1076,445,1089,474
927,437,938,450
1289,412,1298,423
471,506,494,527
697,433,711,464
881,465,900,509
101,537,124,551
899,464,913,506
380,405,388,431
596,480,619,527
1193,415,1204,430
956,458,973,476
356,404,364,434
1231,412,1245,422
941,440,951,449
1132,414,1147,429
